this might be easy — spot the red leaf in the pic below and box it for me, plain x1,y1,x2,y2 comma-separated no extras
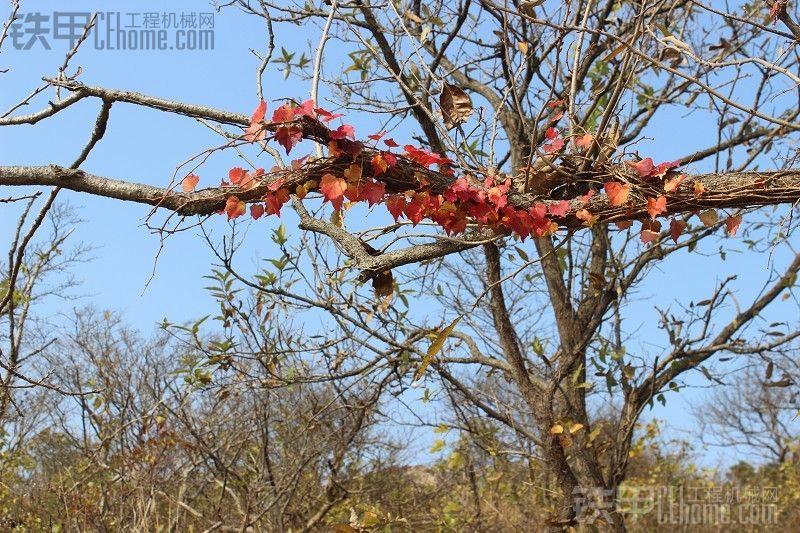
224,196,246,220
330,124,356,140
770,1,785,22
486,183,508,209
726,215,742,237
386,195,407,221
274,126,303,155
330,139,363,158
627,157,654,177
546,99,565,108
404,145,451,167
545,127,559,140
542,137,565,154
272,103,295,123
382,151,397,168
315,107,343,122
229,167,257,191
548,200,570,218
320,173,348,211
251,100,267,122
296,99,315,118
604,181,630,206
344,183,361,202
669,218,686,243
289,158,307,171
181,174,199,192
367,131,385,141
360,180,386,206
615,219,633,230
651,160,681,178
430,201,467,235
250,203,265,220
264,188,290,217
646,196,667,219
267,177,286,192
404,195,425,225
578,189,595,204
244,100,267,142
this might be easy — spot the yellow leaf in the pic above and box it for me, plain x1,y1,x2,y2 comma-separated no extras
414,316,461,381
569,423,584,434
330,209,343,228
517,41,530,55
693,181,705,196
698,209,718,227
550,424,564,435
429,439,446,453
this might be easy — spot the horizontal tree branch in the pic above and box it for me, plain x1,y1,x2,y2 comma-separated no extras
2,164,799,226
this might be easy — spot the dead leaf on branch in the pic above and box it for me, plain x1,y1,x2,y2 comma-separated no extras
371,270,394,299
414,316,462,381
440,83,473,130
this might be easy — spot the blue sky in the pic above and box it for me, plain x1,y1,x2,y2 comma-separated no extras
1,0,797,469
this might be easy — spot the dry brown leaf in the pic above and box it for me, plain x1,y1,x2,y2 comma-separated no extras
440,83,474,130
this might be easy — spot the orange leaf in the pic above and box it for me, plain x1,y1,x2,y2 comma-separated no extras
576,209,598,227
229,167,247,185
646,196,667,219
725,215,742,236
699,209,718,227
320,173,348,211
664,173,686,193
371,153,389,176
181,174,199,192
693,181,705,196
604,181,630,206
575,133,594,150
295,180,316,200
344,163,362,182
224,196,246,220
